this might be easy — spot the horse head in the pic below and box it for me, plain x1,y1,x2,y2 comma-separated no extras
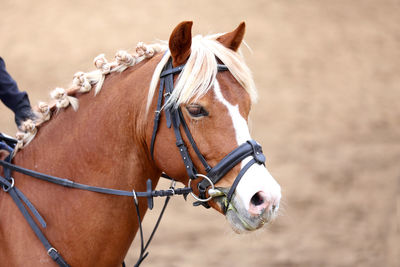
149,21,281,233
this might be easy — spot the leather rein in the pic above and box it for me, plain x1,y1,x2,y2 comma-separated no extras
0,56,266,267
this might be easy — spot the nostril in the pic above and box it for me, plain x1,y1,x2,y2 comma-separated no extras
248,190,280,217
250,191,265,207
248,191,269,216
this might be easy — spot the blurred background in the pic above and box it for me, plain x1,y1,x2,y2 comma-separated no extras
1,0,398,266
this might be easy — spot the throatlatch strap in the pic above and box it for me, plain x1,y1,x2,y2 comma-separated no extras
150,59,182,159
149,76,165,158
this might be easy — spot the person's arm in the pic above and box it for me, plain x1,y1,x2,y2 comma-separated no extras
0,57,34,126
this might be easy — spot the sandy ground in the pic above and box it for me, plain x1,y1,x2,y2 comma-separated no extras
0,0,399,266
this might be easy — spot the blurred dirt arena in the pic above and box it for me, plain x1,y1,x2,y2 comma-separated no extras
1,0,399,266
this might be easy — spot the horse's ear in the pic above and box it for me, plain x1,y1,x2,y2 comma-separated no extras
217,22,246,51
169,21,193,66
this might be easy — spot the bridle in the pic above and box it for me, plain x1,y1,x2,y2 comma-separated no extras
0,56,266,267
151,57,266,213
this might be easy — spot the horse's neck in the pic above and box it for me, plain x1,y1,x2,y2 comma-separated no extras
10,61,161,265
16,64,157,189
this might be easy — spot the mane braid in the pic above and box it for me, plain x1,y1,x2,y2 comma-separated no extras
13,42,167,155
146,34,257,112
13,33,257,155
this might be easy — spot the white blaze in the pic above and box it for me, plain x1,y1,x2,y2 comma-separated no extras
213,81,281,211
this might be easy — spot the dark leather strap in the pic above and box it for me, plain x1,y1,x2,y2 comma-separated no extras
0,159,192,199
149,76,165,159
159,65,185,77
132,186,172,267
178,108,211,172
222,158,257,214
7,185,70,267
198,140,265,192
1,164,70,266
0,158,192,267
150,59,228,164
0,133,18,145
151,58,230,182
149,59,176,159
171,109,197,180
207,142,255,182
0,176,46,227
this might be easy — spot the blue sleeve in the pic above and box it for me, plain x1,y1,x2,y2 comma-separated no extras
0,57,31,114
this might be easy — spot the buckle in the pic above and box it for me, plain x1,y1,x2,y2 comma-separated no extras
2,177,14,192
47,247,58,256
247,140,265,164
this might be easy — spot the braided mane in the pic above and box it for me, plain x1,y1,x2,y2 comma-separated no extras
14,42,167,153
14,34,257,155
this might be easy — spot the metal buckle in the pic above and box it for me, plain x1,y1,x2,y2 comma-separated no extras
132,189,138,205
167,188,175,195
2,177,14,192
47,247,58,256
188,174,214,202
167,179,176,195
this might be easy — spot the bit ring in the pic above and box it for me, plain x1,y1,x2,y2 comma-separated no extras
188,174,214,202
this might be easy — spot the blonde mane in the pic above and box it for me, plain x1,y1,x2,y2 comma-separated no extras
14,42,167,154
14,34,257,155
146,34,257,111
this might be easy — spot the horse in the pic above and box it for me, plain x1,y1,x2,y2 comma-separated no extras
0,21,281,266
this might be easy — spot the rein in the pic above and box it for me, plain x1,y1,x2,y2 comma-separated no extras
0,56,266,266
0,137,191,267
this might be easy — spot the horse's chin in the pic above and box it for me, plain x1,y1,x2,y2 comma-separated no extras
215,196,278,234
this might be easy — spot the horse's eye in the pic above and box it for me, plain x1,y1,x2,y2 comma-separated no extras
186,104,209,117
